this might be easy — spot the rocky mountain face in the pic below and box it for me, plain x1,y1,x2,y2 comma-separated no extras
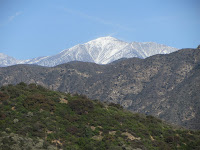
0,48,199,129
0,37,178,67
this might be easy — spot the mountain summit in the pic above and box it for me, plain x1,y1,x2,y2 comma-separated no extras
0,37,178,67
0,53,17,67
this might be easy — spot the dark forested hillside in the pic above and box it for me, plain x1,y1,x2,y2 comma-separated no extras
0,48,200,129
0,83,200,149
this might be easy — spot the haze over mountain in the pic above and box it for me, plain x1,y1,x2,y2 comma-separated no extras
0,37,178,67
0,48,199,130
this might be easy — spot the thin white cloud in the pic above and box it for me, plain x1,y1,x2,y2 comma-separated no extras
64,8,134,32
0,11,22,27
8,11,22,22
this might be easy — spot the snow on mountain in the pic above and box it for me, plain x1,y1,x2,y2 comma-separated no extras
130,42,178,58
83,36,129,64
0,36,178,67
0,53,18,67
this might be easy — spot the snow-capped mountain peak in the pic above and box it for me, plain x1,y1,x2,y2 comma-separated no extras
83,36,129,64
0,37,178,67
88,36,119,43
0,53,18,67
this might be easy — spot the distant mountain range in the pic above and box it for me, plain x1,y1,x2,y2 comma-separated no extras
0,48,200,130
0,36,178,67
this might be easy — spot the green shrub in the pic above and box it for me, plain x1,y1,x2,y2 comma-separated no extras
23,94,55,111
66,126,79,135
0,92,9,101
109,102,123,110
68,99,94,115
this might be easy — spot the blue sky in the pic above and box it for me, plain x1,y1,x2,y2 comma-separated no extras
0,0,199,60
